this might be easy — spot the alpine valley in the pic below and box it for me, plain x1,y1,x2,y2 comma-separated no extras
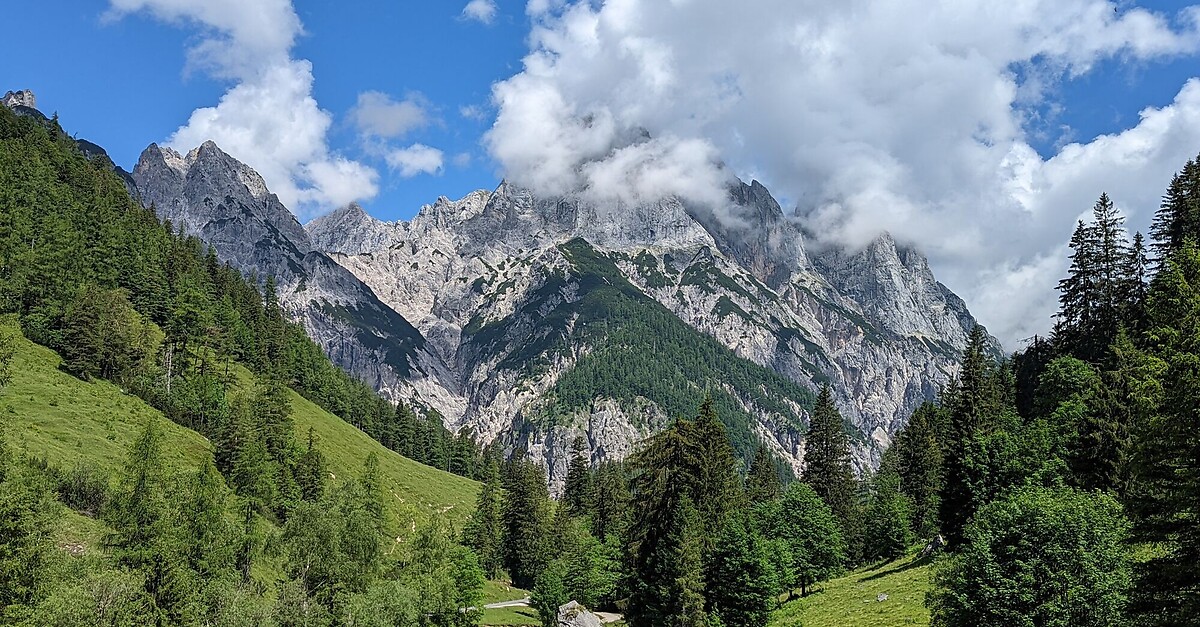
125,125,990,490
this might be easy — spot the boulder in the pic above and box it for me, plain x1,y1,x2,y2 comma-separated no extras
557,601,603,627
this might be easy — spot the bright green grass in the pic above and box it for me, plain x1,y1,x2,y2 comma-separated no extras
481,605,540,626
1,316,478,531
233,364,480,528
482,580,530,605
0,317,212,474
771,551,934,627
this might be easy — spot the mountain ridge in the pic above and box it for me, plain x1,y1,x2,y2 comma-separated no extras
122,130,990,488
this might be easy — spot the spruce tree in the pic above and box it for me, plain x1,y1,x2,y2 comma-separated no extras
501,455,552,589
1126,242,1200,625
891,402,944,537
590,460,628,543
746,442,783,504
562,435,594,517
705,515,776,627
463,458,504,579
801,384,858,549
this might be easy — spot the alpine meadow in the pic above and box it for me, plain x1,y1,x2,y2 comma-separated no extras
5,1,1200,626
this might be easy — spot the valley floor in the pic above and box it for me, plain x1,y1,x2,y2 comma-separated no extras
770,550,933,627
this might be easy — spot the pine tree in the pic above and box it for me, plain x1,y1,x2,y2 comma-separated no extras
687,394,742,541
1126,242,1200,625
294,427,327,502
862,465,914,563
745,442,783,504
1148,156,1200,268
590,460,628,543
801,384,857,548
939,325,1006,545
562,435,594,517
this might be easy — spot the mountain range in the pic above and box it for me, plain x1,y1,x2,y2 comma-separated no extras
5,93,991,488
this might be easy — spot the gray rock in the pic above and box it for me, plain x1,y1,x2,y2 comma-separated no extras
131,138,997,491
557,601,603,627
2,89,36,110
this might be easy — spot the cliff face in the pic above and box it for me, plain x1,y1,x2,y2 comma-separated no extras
133,140,991,491
308,180,988,484
130,142,461,416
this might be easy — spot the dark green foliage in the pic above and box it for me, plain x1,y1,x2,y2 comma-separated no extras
938,326,1011,545
862,464,913,563
562,436,594,517
483,238,813,463
463,458,503,578
801,384,858,551
745,443,784,504
755,482,845,597
501,454,552,589
625,400,746,626
0,459,57,618
928,486,1131,627
0,104,484,485
1148,155,1200,267
890,402,944,537
590,460,629,543
532,559,569,627
704,515,777,627
1125,242,1200,626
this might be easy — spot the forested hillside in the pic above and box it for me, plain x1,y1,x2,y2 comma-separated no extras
0,100,487,623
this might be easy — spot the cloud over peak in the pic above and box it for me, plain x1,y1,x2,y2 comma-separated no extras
109,0,378,218
486,0,1200,346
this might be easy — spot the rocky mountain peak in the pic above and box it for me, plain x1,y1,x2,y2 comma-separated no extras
2,89,36,110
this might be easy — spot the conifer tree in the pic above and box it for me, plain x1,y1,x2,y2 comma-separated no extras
705,515,776,627
501,455,552,589
891,402,944,537
590,460,629,543
1148,156,1200,267
294,427,327,503
562,435,594,517
746,442,783,504
1125,242,1200,625
463,458,504,578
801,384,858,547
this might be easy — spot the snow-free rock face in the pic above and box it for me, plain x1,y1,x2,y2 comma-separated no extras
308,179,991,482
130,142,457,411
2,89,36,110
132,138,992,492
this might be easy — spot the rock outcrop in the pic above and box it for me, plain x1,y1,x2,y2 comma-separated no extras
2,89,36,110
556,601,603,627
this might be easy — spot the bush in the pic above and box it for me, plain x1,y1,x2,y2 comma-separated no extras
927,486,1131,627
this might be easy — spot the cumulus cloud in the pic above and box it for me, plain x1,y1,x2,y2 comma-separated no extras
108,0,377,217
486,0,1200,346
350,91,431,139
386,144,445,177
461,0,498,24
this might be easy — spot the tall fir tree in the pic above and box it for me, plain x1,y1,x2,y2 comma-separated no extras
891,402,944,537
463,458,504,579
745,442,784,505
562,435,594,517
801,384,858,552
501,455,552,589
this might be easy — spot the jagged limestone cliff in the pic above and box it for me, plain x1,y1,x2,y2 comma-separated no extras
131,140,990,490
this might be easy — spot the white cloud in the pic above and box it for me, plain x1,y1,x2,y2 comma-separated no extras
350,91,430,139
386,144,445,177
462,0,498,24
108,0,377,218
487,0,1200,346
460,104,489,121
452,152,473,167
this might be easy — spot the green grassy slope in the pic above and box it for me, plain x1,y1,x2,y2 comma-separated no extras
771,551,934,627
1,317,478,530
0,317,212,475
278,368,479,526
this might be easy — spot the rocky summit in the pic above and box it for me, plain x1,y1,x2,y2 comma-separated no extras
132,141,990,490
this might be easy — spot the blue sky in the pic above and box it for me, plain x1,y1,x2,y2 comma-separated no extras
5,1,1200,345
3,0,529,221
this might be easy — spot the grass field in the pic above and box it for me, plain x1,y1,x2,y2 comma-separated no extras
770,551,935,627
1,317,478,534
